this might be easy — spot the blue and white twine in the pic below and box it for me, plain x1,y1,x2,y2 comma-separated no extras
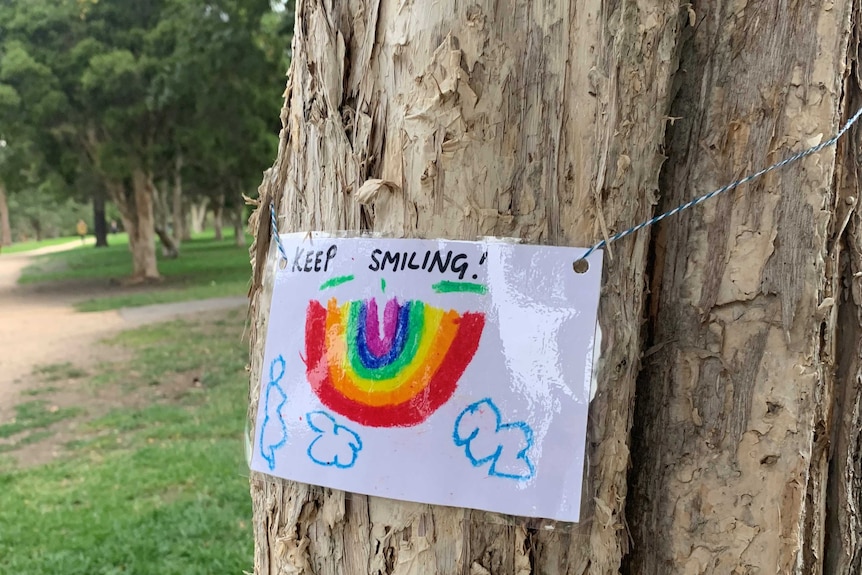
270,202,290,262
577,106,862,262
268,106,862,266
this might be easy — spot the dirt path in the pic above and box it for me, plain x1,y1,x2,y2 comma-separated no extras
0,242,246,416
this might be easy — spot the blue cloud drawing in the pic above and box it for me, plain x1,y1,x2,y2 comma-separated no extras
453,398,535,480
259,356,289,470
306,411,363,469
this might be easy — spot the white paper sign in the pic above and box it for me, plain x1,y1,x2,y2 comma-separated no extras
252,236,602,522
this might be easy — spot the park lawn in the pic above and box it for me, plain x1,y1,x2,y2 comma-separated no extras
0,310,253,575
18,231,252,311
0,235,88,254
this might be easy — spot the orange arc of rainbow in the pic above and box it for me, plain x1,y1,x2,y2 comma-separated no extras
323,299,461,407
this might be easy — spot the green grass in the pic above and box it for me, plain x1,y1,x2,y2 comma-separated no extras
34,362,89,382
0,236,89,255
0,309,253,574
18,230,252,311
0,400,83,439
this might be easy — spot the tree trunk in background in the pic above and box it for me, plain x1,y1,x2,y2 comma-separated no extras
92,189,109,248
152,179,178,258
213,193,224,240
172,153,185,246
247,0,678,572
189,197,208,235
0,182,11,247
233,202,245,247
107,171,160,281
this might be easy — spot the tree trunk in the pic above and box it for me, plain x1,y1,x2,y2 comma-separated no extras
92,188,109,248
625,3,862,574
233,201,246,247
172,152,185,246
247,1,679,573
213,193,224,241
152,179,179,258
0,182,11,247
189,197,208,235
107,172,160,281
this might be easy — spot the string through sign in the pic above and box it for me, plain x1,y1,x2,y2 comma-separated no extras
574,105,862,269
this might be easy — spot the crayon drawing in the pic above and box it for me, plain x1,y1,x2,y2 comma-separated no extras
252,237,602,522
306,411,363,469
304,297,485,427
453,398,536,481
259,356,289,470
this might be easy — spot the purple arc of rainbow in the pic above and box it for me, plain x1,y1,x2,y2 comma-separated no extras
305,297,485,428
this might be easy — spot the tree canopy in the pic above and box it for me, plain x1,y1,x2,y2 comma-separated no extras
0,0,291,273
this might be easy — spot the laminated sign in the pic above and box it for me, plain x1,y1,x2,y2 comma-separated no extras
251,236,602,522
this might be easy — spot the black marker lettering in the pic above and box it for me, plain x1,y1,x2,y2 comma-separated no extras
422,251,431,270
292,247,304,272
451,253,468,280
369,249,382,271
429,250,452,273
382,251,400,271
407,252,421,270
304,251,314,272
314,251,323,271
324,245,337,272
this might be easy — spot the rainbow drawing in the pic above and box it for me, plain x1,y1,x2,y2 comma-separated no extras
305,297,485,428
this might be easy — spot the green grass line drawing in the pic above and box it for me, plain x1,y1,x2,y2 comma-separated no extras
381,278,386,293
320,275,355,291
432,281,487,295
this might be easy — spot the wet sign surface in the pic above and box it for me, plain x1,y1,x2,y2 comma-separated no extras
251,236,602,522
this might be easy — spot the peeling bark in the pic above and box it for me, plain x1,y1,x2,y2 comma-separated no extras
825,6,862,571
627,2,856,574
247,0,680,572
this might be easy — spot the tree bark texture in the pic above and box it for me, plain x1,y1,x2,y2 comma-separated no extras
0,182,11,247
247,0,679,573
625,2,861,574
107,170,160,280
249,1,862,574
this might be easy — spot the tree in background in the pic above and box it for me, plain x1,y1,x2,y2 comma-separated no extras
0,0,289,277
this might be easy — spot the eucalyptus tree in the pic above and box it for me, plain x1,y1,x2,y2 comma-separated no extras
248,2,862,574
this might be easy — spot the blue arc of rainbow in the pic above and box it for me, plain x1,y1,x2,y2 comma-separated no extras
305,297,485,428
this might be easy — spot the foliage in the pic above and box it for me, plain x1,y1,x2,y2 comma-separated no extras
0,0,292,272
6,188,91,242
0,310,253,574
